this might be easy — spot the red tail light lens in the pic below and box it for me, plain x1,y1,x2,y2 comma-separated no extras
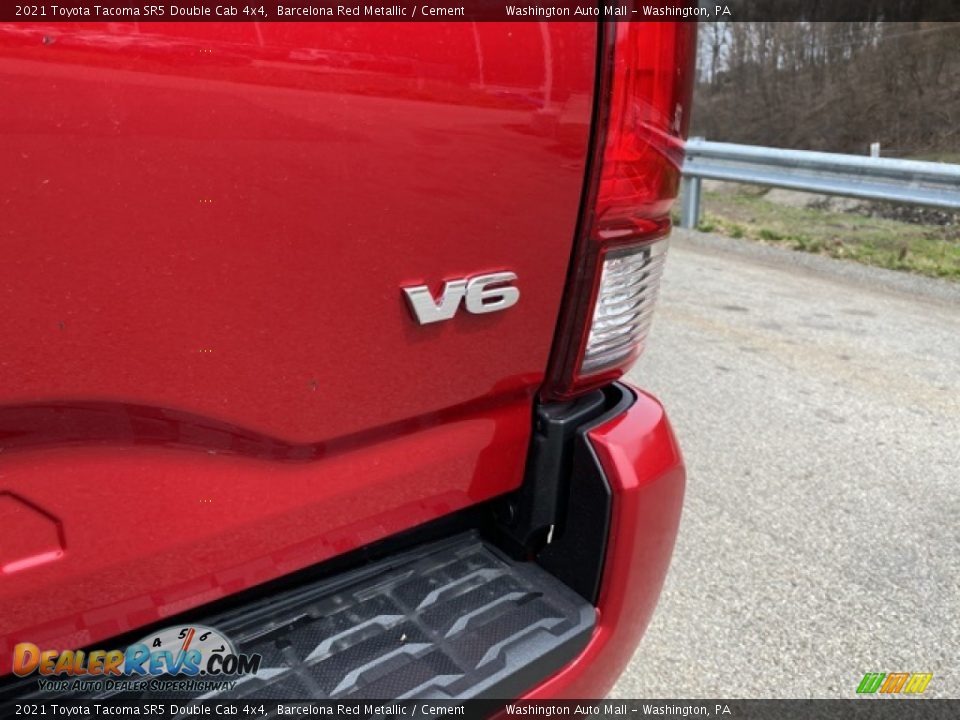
542,20,697,401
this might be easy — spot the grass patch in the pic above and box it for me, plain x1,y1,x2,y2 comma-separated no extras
696,191,960,281
909,151,960,165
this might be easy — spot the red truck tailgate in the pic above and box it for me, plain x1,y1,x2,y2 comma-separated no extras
0,22,596,669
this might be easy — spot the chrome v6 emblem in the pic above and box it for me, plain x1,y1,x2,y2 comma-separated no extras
403,272,519,325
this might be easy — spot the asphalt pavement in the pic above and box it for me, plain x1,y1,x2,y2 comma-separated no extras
613,229,960,698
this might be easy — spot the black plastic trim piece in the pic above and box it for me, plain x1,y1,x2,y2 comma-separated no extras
537,383,635,603
495,389,606,556
495,382,635,603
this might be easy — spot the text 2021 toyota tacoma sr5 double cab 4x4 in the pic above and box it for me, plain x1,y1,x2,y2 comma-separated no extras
0,14,696,702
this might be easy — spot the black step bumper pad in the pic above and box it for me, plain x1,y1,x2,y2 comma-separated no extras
198,533,595,699
206,532,594,699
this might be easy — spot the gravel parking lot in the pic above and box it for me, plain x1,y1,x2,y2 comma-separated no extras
614,229,960,698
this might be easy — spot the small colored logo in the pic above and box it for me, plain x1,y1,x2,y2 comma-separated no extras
857,672,933,695
13,625,260,679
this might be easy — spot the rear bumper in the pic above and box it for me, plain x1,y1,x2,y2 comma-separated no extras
524,384,685,699
0,384,683,700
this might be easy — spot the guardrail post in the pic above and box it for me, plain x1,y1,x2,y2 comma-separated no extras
680,176,701,229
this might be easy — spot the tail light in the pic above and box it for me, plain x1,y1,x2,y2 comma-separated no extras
542,19,697,401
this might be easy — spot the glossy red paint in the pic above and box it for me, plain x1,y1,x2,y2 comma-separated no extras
522,385,686,699
0,22,595,443
0,22,596,672
0,394,532,676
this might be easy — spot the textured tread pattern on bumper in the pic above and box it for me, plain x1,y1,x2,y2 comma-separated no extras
8,532,594,700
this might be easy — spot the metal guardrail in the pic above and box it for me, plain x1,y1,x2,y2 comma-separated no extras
679,139,960,229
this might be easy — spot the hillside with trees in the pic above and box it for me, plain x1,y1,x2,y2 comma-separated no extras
692,22,960,158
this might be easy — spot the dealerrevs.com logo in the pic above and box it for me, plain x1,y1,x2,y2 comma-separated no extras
13,625,261,694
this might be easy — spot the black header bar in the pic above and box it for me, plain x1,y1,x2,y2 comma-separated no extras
2,1,960,23
0,699,957,719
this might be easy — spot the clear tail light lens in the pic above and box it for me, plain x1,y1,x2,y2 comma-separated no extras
581,240,669,374
542,19,696,401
